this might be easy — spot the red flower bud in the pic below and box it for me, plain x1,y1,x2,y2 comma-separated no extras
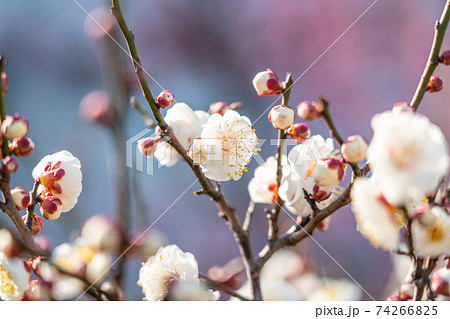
287,123,310,142
297,101,322,121
137,137,159,157
9,136,35,157
426,75,443,93
10,187,30,210
209,102,229,115
22,213,43,236
252,69,282,96
1,72,8,96
156,90,174,109
2,156,18,173
1,113,29,139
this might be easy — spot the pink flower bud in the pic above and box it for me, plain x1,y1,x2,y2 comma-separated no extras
341,135,368,164
312,158,345,187
432,268,450,296
297,101,322,121
268,105,295,129
316,217,331,232
311,184,332,202
252,69,282,96
1,113,29,139
9,136,35,157
287,123,310,142
440,50,450,65
399,282,414,300
79,91,116,126
1,72,8,96
137,137,159,157
22,213,43,236
39,195,62,220
413,202,436,227
156,90,174,108
387,295,402,301
392,102,414,115
2,156,18,173
426,75,443,93
209,101,229,115
10,187,30,210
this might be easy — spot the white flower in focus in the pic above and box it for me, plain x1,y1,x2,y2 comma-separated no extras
32,150,82,220
351,178,406,251
279,135,339,216
247,156,289,204
411,206,450,258
193,110,258,181
0,252,31,301
154,103,210,167
307,278,362,301
367,111,449,206
232,278,299,301
138,245,218,301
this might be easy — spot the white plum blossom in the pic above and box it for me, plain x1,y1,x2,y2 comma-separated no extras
232,278,299,301
411,206,450,258
190,110,258,181
0,252,31,301
279,135,339,216
306,277,362,301
268,105,295,129
32,150,82,220
154,103,210,167
351,178,406,251
367,111,449,206
138,245,219,301
247,156,289,204
260,249,304,280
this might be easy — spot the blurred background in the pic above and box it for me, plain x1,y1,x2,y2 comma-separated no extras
0,0,449,300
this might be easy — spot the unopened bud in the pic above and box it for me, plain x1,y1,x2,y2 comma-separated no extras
297,101,322,121
316,217,331,232
10,187,30,210
79,91,116,126
387,295,402,301
137,137,159,157
1,113,29,139
1,72,7,96
209,101,228,115
311,184,332,202
439,50,450,65
392,102,414,115
268,105,294,129
39,195,62,220
9,136,35,157
432,268,450,296
287,123,310,142
414,203,436,227
156,90,174,109
252,69,282,96
2,156,18,173
22,213,43,236
426,75,443,93
341,135,368,164
399,282,414,300
312,158,345,187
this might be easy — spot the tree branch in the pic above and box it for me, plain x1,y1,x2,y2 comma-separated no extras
24,179,40,228
410,0,450,110
199,273,249,301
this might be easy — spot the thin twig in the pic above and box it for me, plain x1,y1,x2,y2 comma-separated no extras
410,0,450,110
199,273,249,301
25,180,40,228
0,57,9,157
243,200,255,234
130,96,155,128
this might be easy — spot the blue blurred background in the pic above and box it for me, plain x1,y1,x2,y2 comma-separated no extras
1,0,450,300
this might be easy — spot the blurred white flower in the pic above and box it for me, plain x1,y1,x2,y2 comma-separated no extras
138,245,218,301
247,156,289,204
351,178,406,251
154,103,209,167
411,206,450,258
307,277,362,301
32,150,82,220
367,111,449,206
0,252,31,301
232,278,299,301
192,110,258,181
81,214,121,253
261,249,304,280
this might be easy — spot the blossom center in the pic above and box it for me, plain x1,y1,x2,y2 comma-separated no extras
389,144,419,170
0,265,17,295
38,161,65,195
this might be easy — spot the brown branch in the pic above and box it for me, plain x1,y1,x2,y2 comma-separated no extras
110,0,261,300
410,0,450,110
199,273,249,301
25,179,40,228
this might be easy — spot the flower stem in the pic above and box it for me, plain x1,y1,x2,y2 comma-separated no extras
0,57,9,157
410,0,450,111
